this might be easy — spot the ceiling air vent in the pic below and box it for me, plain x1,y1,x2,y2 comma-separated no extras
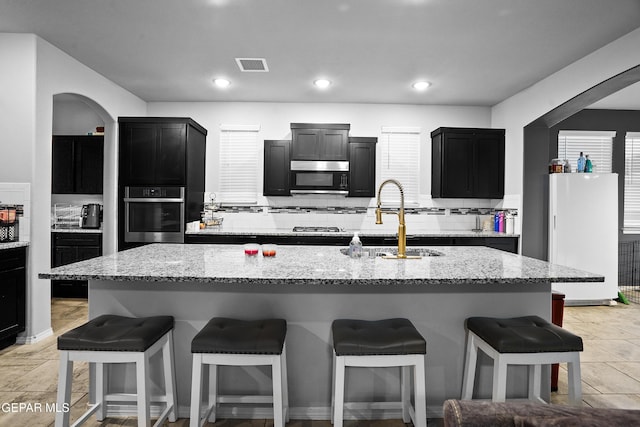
235,58,269,72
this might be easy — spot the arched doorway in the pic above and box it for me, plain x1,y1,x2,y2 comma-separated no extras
50,93,117,302
521,65,640,260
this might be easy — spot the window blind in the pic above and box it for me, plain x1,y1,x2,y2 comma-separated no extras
218,124,260,204
624,132,640,231
557,130,615,173
379,126,421,206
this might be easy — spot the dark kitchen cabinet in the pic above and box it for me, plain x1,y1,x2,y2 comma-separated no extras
52,135,103,194
290,123,350,161
348,137,377,197
117,117,207,250
119,121,190,185
0,246,26,349
264,140,291,196
431,127,505,199
51,232,102,298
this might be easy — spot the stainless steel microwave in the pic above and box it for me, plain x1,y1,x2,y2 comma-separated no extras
290,161,349,195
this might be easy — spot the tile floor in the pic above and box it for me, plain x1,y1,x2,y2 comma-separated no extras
2,298,640,426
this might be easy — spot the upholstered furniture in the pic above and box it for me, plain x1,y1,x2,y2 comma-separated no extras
55,314,177,427
443,399,640,427
189,317,288,427
331,318,427,427
461,316,583,404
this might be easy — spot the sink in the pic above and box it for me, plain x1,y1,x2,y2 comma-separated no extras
339,247,442,258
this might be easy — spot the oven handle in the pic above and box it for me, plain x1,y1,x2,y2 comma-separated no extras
123,197,185,203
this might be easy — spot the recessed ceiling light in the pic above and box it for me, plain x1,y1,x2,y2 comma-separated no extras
314,79,332,89
412,81,431,91
213,78,231,88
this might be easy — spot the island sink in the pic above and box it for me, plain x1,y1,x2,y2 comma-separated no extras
339,247,443,258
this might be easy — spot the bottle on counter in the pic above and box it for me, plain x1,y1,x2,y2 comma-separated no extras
348,232,362,258
498,211,505,233
505,212,514,235
494,212,500,232
563,159,571,173
577,152,586,172
585,155,593,173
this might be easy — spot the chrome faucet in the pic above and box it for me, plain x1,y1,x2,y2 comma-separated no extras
375,179,407,259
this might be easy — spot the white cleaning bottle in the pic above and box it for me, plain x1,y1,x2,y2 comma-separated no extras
348,232,362,258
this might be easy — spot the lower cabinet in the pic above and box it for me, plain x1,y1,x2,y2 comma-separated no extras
0,246,26,349
185,234,519,253
51,232,102,298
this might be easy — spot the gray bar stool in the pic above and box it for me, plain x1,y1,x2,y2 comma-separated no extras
189,317,288,427
331,318,427,427
461,315,583,404
55,314,177,427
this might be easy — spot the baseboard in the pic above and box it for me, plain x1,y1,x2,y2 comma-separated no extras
105,403,444,420
16,327,53,344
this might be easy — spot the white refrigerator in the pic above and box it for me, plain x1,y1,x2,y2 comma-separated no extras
548,173,618,304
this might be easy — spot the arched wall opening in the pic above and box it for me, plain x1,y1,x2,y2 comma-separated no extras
521,65,640,260
52,93,118,256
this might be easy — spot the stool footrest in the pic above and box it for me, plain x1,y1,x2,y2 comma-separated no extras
217,395,274,404
104,393,172,403
344,401,405,410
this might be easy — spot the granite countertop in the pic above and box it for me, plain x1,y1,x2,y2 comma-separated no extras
187,228,519,238
51,227,103,233
39,243,600,286
0,241,29,251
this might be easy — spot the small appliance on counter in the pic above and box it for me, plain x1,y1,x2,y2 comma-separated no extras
81,203,102,229
0,204,19,242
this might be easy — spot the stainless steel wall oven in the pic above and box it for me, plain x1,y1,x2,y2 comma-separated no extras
124,186,185,243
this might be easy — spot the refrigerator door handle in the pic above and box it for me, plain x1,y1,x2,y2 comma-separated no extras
553,214,556,230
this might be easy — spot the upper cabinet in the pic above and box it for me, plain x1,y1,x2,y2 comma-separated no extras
431,127,505,199
52,135,104,194
118,117,207,186
348,137,377,197
290,123,350,161
263,140,291,196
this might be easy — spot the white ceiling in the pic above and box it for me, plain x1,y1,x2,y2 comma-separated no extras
1,0,640,108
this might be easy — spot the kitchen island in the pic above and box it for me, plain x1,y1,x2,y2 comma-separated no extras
40,244,601,420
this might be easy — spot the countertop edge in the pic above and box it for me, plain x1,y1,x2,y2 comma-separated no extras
0,241,29,250
37,273,603,285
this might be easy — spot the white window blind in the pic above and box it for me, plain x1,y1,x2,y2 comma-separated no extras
557,130,615,173
218,124,260,204
624,132,640,231
379,126,421,206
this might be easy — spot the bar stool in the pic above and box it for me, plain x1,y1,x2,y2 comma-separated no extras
461,315,583,404
55,314,177,427
331,318,427,427
189,317,288,427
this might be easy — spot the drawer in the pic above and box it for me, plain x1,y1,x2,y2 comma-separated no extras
0,247,26,272
53,233,102,246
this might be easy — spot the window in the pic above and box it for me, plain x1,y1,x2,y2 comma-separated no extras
624,132,640,231
379,126,421,206
218,124,260,204
557,130,615,173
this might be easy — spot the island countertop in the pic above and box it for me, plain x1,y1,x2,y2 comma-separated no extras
39,243,602,285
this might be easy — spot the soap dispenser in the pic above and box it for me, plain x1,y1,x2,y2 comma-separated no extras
348,232,363,258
